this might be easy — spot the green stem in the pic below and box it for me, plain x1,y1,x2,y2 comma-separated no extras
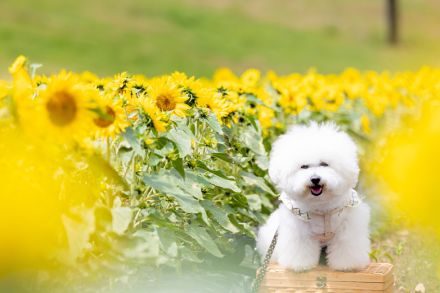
131,155,137,196
123,152,135,179
106,136,111,163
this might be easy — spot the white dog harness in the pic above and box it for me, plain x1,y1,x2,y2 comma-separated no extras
279,190,361,244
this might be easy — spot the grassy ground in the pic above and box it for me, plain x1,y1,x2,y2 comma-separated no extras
373,229,440,292
369,198,440,292
1,0,440,77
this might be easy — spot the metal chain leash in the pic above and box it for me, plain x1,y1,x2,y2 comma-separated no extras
251,229,279,293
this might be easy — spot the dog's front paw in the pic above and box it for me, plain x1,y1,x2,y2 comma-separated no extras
328,258,370,271
278,254,319,272
327,250,370,271
279,261,317,272
290,264,316,273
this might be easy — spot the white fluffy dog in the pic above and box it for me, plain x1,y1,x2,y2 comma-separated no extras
257,122,370,271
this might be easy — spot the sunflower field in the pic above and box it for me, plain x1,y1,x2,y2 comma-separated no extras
1,56,440,291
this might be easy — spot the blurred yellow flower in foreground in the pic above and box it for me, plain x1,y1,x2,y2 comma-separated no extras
20,71,97,143
360,114,371,135
375,101,440,237
0,80,9,100
0,126,122,273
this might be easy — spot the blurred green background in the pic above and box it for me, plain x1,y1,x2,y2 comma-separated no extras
1,0,439,76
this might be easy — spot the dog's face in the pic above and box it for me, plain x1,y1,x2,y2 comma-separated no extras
269,123,359,206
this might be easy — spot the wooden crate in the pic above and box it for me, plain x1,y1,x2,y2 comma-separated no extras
260,263,394,293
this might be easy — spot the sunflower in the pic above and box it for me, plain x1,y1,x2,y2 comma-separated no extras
277,86,308,115
171,72,213,106
34,74,50,87
141,97,168,132
222,89,246,113
107,72,133,96
240,68,261,88
130,74,149,96
22,71,97,143
257,105,274,131
80,71,99,84
213,68,238,84
196,88,231,120
92,94,130,138
311,84,344,112
148,77,190,117
170,71,189,85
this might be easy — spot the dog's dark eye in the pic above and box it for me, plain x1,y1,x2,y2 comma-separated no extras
320,162,329,167
300,165,309,169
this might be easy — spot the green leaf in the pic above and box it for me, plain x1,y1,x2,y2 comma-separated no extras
123,230,160,259
245,194,262,211
211,152,234,163
260,194,274,209
123,127,144,157
61,207,95,263
166,127,193,157
205,112,223,135
246,94,265,107
229,215,256,238
255,155,269,170
247,114,260,131
172,158,185,179
143,172,203,214
111,206,133,235
240,126,266,156
201,200,239,233
148,153,162,167
157,228,178,257
186,224,223,257
152,139,174,157
297,109,312,123
167,169,203,199
185,170,212,186
180,246,203,263
240,172,276,196
239,126,269,170
237,206,265,223
202,171,241,192
196,160,230,180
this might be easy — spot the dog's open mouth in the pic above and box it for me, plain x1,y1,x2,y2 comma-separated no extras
310,185,324,196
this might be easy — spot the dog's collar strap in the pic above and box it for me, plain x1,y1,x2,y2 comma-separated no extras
280,190,361,242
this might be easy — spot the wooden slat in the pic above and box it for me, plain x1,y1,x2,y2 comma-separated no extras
261,285,394,293
263,276,393,290
260,262,394,293
264,263,393,283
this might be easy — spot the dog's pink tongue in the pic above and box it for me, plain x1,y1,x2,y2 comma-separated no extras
312,186,321,193
311,186,322,193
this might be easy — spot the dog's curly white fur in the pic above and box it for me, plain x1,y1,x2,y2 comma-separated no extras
257,122,370,271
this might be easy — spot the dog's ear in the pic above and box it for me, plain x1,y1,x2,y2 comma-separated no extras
339,131,360,187
268,158,282,188
268,142,282,188
268,133,294,190
268,125,306,190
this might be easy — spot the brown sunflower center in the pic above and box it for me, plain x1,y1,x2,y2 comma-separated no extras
94,106,116,128
156,94,176,111
46,91,77,127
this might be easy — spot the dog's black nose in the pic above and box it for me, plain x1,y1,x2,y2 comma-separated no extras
311,176,321,185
